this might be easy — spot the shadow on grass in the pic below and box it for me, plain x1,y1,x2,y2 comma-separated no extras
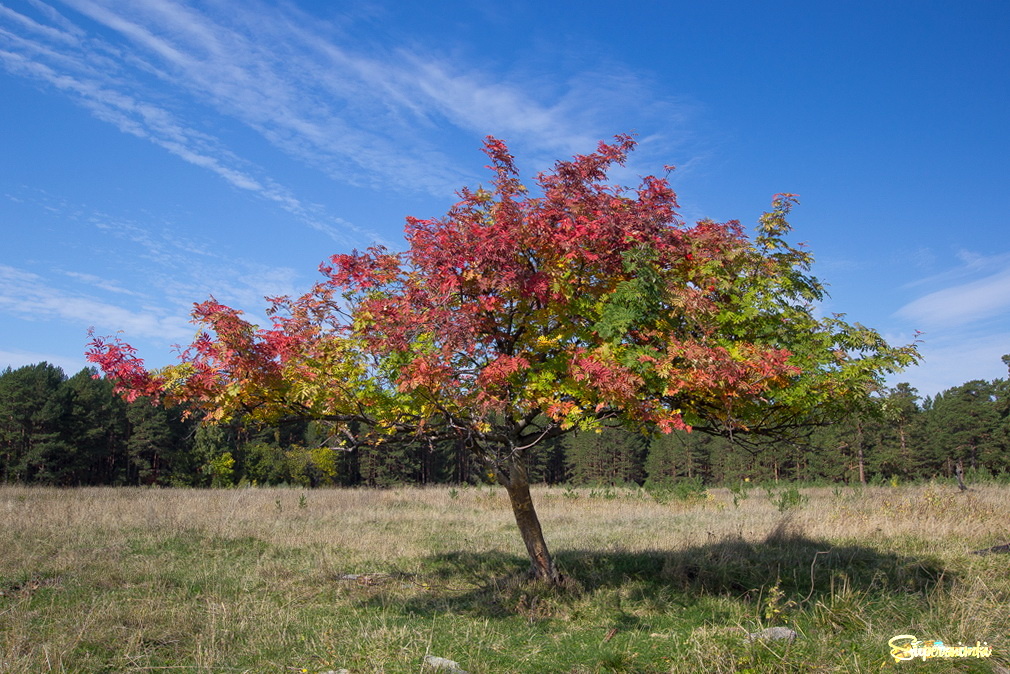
360,519,951,620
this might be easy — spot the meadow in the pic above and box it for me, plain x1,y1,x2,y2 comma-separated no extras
2,482,1008,673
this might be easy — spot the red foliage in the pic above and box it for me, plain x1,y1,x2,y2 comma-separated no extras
87,134,876,442
85,329,163,402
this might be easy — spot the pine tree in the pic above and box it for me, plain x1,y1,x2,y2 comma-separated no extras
923,381,1004,478
565,427,647,486
0,362,70,483
644,431,708,484
62,368,130,484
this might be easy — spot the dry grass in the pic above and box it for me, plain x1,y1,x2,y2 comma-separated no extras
2,483,1009,672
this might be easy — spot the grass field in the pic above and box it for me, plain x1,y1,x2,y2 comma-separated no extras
2,482,1009,673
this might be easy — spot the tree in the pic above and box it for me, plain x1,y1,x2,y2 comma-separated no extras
62,368,130,485
566,427,648,486
871,383,921,479
88,135,918,584
644,430,715,483
923,380,1003,476
123,398,191,485
0,362,71,483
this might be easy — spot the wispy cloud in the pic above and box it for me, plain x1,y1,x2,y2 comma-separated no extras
1,245,302,350
2,182,306,346
0,263,191,340
0,0,703,374
80,208,304,317
891,330,1010,397
60,270,145,296
888,250,1010,395
397,56,698,176
1,1,693,214
0,2,384,246
896,252,1010,328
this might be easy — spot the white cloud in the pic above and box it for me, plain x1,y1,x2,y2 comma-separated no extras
0,263,191,340
889,330,1010,397
0,3,381,247
1,1,696,211
68,211,305,329
0,190,305,345
896,263,1010,329
0,3,79,45
40,0,473,195
61,270,144,296
0,348,87,375
888,250,1010,395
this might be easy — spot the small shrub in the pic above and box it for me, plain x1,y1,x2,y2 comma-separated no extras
588,485,619,500
729,480,750,508
771,485,807,512
762,579,796,624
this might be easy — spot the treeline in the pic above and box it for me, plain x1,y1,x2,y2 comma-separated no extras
0,362,487,487
2,362,1009,487
567,379,1010,485
0,363,193,485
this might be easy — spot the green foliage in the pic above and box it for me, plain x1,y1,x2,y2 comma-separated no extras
592,244,667,343
766,484,807,512
125,396,186,485
206,452,235,487
0,362,72,483
644,431,709,484
922,380,1006,473
565,427,647,486
5,357,1010,491
587,484,620,500
728,480,750,508
0,363,194,486
241,440,289,486
761,578,797,624
644,476,707,504
0,371,1002,492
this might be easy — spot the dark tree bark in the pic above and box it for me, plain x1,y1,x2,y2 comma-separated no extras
955,459,968,492
498,456,561,584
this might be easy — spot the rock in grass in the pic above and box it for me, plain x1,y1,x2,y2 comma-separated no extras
423,655,470,673
747,626,798,642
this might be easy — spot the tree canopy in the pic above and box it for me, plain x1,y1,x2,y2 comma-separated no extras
88,135,919,582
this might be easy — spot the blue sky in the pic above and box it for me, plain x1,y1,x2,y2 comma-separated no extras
1,0,1008,400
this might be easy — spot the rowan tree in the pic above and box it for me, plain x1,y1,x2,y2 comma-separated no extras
88,135,918,583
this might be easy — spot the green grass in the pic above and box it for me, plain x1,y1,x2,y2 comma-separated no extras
1,483,1008,672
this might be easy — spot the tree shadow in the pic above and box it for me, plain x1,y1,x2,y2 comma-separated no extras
357,519,951,620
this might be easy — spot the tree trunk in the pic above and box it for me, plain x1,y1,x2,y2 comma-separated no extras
499,457,561,585
856,423,866,485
